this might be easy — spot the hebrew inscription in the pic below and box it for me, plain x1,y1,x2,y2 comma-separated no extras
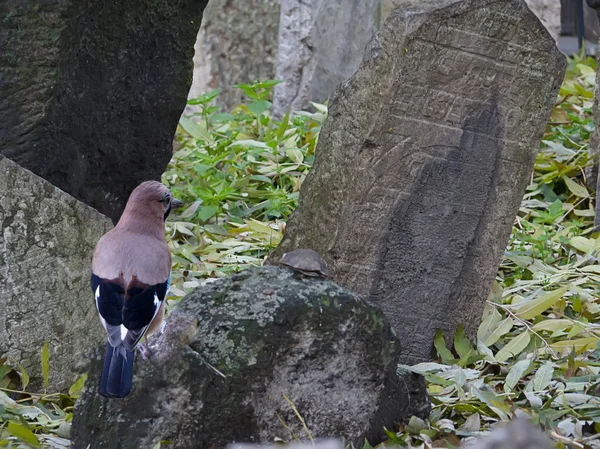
269,0,565,363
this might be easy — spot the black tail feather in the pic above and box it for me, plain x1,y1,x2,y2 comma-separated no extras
99,342,135,398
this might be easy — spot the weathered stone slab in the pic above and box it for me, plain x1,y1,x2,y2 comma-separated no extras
228,441,342,449
0,0,208,222
585,1,600,223
272,0,382,117
269,0,565,364
186,0,280,112
0,156,112,392
463,417,552,449
72,267,430,449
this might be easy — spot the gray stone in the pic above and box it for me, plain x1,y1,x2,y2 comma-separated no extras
228,441,342,449
269,0,565,364
272,0,382,118
71,267,430,449
0,0,208,222
586,2,600,212
383,1,560,45
463,417,552,449
186,0,280,113
590,46,600,226
0,156,112,392
524,0,561,42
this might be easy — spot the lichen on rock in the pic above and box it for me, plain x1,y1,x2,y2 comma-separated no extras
72,267,430,449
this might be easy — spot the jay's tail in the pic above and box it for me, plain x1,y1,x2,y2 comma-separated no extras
99,342,135,398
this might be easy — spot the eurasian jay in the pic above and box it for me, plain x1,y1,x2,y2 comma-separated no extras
91,181,182,398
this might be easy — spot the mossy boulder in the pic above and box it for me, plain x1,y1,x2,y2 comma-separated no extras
72,267,430,449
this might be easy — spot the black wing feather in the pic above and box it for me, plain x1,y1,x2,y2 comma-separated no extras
91,273,168,345
91,274,124,326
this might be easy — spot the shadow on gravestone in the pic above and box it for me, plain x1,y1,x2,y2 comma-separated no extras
0,0,208,223
268,0,566,364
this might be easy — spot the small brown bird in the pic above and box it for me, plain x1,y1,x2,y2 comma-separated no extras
91,181,182,398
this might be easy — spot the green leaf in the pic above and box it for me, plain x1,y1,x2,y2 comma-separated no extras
179,116,214,143
533,361,554,391
362,439,374,449
477,305,502,343
17,363,29,391
532,319,574,332
197,206,218,222
471,387,511,420
569,236,597,253
256,79,281,88
562,175,589,198
510,286,568,320
247,100,271,116
231,139,270,149
494,331,531,363
7,422,40,447
180,200,202,219
483,317,514,347
285,148,304,164
311,102,328,113
453,324,474,360
504,358,531,392
41,341,50,392
383,427,406,446
276,108,291,140
0,364,11,384
551,336,597,351
434,329,456,364
69,373,88,398
187,87,221,105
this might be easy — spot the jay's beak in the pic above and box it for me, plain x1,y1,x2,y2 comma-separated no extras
171,198,183,209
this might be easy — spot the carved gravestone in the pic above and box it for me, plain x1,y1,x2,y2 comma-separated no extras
0,0,208,222
272,0,382,117
269,0,565,364
187,0,280,112
0,156,111,392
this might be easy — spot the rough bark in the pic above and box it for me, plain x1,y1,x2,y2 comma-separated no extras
186,0,280,113
0,156,112,392
0,0,208,222
72,267,430,449
269,0,566,364
272,0,382,118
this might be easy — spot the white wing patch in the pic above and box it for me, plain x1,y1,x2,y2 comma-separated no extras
94,285,108,330
95,283,127,346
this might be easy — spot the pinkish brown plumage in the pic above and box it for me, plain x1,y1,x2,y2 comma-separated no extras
91,181,182,398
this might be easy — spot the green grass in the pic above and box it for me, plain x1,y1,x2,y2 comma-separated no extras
2,55,600,447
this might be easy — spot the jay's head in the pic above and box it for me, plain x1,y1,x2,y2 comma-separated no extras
126,181,183,222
